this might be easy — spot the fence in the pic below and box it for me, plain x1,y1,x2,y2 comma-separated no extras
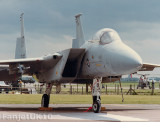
0,82,160,95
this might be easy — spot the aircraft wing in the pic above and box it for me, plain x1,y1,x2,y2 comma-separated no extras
0,53,62,74
139,63,160,71
0,58,43,64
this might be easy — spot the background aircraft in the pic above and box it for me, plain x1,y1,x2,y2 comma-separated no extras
0,14,159,113
0,13,36,89
0,13,26,81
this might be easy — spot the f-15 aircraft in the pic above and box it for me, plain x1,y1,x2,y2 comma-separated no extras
0,14,160,113
0,13,26,81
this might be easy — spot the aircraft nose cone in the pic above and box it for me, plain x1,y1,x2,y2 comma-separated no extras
124,54,142,71
111,48,142,75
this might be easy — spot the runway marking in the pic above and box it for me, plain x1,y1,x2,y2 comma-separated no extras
0,112,149,121
106,104,132,107
100,114,148,121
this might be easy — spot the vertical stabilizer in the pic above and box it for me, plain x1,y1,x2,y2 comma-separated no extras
72,39,79,48
15,13,26,59
75,14,85,48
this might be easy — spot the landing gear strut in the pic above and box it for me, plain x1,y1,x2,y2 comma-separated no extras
92,78,102,113
41,83,53,108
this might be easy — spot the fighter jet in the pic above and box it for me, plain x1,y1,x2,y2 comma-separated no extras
0,14,159,113
0,13,26,81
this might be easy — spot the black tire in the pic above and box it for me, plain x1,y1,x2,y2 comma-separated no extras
41,94,50,107
92,100,101,113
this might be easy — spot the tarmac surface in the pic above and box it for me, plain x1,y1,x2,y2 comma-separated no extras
0,104,159,122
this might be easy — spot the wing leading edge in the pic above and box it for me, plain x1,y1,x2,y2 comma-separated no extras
0,58,44,65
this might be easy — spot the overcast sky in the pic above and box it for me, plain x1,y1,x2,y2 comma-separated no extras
0,0,160,65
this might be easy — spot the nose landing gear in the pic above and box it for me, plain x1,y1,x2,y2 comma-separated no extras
92,78,102,113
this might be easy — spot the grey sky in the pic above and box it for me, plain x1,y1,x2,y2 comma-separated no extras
0,0,160,64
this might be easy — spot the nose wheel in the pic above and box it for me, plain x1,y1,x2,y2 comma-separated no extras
92,98,101,113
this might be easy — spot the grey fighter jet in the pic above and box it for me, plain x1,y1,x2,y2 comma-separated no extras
0,13,26,81
0,14,159,113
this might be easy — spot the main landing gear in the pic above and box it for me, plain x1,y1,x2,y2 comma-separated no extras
92,78,102,113
41,80,102,113
41,83,53,108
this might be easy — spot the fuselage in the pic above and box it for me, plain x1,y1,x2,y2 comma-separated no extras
80,28,142,77
36,28,143,83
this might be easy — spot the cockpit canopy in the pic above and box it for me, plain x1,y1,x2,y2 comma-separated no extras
93,28,121,44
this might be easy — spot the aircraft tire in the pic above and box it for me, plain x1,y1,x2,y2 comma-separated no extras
92,100,101,113
41,94,50,107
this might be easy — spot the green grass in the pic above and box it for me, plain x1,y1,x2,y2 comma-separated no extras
0,94,160,104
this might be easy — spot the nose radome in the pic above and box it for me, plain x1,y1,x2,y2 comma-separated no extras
111,48,143,75
125,52,142,71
